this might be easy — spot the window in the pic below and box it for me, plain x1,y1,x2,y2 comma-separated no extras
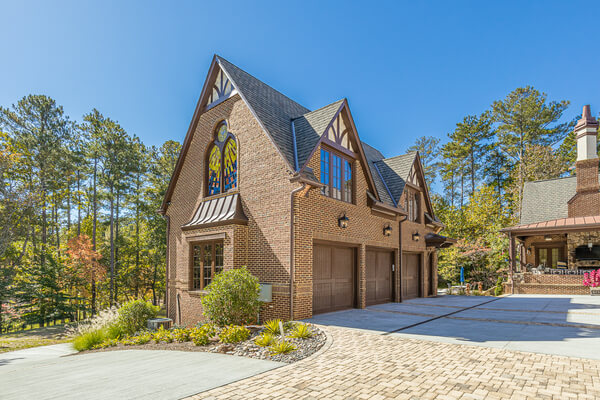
191,241,224,290
206,121,237,196
320,148,353,203
406,191,420,222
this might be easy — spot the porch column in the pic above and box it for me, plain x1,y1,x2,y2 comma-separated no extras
509,232,516,294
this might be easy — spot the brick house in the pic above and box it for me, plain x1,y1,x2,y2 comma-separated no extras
159,55,454,325
502,105,600,294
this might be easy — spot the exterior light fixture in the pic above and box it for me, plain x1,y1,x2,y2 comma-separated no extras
383,225,392,237
412,232,420,241
589,241,594,249
544,235,552,241
526,246,532,255
338,213,349,229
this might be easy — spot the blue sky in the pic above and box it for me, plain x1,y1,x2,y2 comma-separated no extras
2,1,599,157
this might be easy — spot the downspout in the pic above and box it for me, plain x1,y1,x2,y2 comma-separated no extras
165,215,170,316
290,183,306,320
398,214,408,301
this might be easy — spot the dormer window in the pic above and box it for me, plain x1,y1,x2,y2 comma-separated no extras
320,147,353,203
207,121,237,196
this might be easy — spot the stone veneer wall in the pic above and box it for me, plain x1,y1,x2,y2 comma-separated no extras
567,231,600,270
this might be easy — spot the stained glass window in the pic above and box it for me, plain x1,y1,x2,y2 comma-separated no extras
208,146,221,195
206,121,238,196
223,139,238,192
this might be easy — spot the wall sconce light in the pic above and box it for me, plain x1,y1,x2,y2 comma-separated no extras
383,224,392,237
588,241,594,249
526,246,532,255
412,232,420,241
544,235,552,241
338,213,349,229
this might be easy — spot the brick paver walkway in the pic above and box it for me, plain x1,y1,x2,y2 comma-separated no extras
189,326,600,400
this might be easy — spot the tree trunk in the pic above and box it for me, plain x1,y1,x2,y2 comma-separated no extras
77,170,81,236
92,158,97,250
114,189,120,303
109,183,115,306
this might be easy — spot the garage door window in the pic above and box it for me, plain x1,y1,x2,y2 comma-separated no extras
191,241,224,290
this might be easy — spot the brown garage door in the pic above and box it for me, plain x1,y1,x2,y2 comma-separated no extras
313,244,355,314
366,249,393,305
402,253,420,300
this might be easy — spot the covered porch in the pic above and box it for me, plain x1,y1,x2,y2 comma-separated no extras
502,217,600,294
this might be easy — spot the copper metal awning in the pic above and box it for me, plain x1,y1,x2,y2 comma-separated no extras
182,193,247,230
500,216,600,235
425,233,456,248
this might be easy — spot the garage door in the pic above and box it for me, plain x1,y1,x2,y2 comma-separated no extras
313,244,355,314
402,253,420,300
366,249,393,305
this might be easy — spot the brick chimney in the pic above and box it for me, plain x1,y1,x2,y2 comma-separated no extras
568,105,600,217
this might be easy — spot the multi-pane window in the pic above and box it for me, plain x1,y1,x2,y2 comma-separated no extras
344,160,352,203
537,246,564,268
406,191,420,222
320,149,330,196
320,148,353,203
191,241,224,290
207,121,237,196
332,154,342,200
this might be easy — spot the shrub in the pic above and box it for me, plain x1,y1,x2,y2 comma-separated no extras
218,325,250,343
494,276,504,296
190,324,216,346
269,340,297,355
264,319,283,335
68,307,119,337
172,327,191,343
152,326,173,343
114,300,160,336
73,328,107,351
254,332,276,347
289,324,313,339
201,266,260,326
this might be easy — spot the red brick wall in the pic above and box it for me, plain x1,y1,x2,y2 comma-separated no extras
569,158,600,217
510,273,589,295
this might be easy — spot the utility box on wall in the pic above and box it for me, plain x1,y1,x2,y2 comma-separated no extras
258,283,272,302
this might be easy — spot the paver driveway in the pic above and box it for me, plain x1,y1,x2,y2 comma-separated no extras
190,295,600,399
308,294,600,359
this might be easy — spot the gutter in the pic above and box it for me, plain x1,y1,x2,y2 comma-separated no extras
164,214,170,317
290,183,306,320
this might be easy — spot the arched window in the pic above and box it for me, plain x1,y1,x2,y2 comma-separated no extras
206,121,237,196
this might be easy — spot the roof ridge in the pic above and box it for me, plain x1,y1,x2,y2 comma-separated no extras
216,55,310,115
293,99,345,120
525,174,577,184
381,151,417,162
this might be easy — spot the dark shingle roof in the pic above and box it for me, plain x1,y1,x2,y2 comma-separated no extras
520,176,578,225
361,143,396,207
217,56,310,170
374,152,417,205
293,99,345,169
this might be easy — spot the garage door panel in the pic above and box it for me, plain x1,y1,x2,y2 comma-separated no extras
313,244,355,314
366,250,393,306
402,253,420,300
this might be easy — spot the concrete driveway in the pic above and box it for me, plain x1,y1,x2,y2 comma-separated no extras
0,348,284,400
305,294,600,360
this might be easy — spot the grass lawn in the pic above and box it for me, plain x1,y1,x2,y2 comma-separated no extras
0,324,71,353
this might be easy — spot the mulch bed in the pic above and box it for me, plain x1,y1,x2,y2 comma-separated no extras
75,323,326,364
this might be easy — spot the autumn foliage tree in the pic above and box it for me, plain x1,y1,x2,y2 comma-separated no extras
66,235,105,315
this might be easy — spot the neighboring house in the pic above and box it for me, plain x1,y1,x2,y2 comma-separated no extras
502,105,600,294
159,55,454,324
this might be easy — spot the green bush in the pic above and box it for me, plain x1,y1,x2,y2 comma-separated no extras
189,324,216,346
115,300,159,336
269,340,297,355
172,327,191,343
201,267,261,326
73,328,106,351
218,325,250,343
494,276,504,296
289,323,313,339
254,332,276,347
152,326,173,343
